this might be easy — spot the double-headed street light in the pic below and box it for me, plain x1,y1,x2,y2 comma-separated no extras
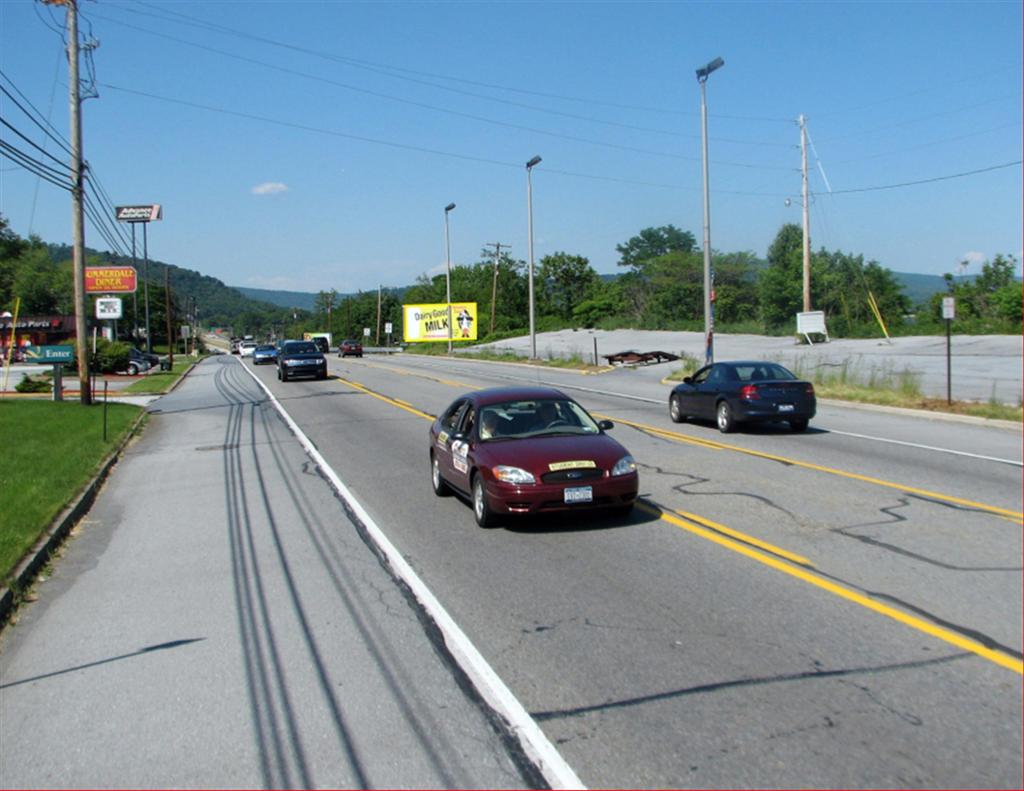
697,56,723,366
444,202,456,353
525,155,541,359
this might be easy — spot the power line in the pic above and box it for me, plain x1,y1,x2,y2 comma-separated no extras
826,161,1022,195
0,115,73,172
0,73,74,157
0,139,72,191
118,1,794,126
88,11,791,167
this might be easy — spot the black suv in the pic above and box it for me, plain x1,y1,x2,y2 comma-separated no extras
277,340,327,382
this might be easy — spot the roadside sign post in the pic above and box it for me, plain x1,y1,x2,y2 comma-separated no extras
384,321,393,348
942,297,955,404
115,205,162,354
25,345,75,401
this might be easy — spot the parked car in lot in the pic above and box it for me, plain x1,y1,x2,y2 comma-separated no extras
251,344,277,365
668,360,816,433
338,339,363,357
430,386,638,527
125,347,157,376
276,339,327,382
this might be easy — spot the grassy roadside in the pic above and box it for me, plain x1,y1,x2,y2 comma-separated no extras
120,357,198,394
0,400,144,584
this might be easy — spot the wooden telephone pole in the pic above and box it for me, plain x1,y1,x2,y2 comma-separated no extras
484,242,508,337
51,0,92,403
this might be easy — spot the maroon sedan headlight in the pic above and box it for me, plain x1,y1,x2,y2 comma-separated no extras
611,455,637,476
493,465,536,485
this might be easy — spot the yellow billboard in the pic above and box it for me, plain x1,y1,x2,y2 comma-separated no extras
403,302,478,343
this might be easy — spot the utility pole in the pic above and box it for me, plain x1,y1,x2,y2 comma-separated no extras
375,284,382,345
164,267,174,368
484,242,508,337
63,0,91,404
800,114,811,313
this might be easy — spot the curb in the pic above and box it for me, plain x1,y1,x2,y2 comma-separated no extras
0,361,199,629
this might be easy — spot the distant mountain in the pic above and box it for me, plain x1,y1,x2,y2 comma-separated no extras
232,285,409,311
233,287,322,311
231,271,996,315
892,272,950,305
46,243,293,327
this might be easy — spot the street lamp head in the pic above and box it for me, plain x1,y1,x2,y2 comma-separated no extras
526,155,542,169
445,202,456,212
696,56,725,82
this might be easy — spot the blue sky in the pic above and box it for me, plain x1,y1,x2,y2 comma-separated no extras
1,0,1021,295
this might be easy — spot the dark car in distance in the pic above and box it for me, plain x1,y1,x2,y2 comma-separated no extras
339,339,363,357
252,344,278,365
669,360,816,433
276,340,327,382
429,386,638,527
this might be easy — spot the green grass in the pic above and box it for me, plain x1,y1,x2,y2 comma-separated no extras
120,357,197,394
0,400,144,584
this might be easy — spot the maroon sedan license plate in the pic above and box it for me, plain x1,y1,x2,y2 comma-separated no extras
564,486,593,504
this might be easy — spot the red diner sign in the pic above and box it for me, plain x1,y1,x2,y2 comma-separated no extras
85,266,138,294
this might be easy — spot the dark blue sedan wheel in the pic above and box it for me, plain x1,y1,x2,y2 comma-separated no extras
716,401,735,433
669,393,686,423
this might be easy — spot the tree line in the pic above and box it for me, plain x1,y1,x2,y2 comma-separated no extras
2,214,1019,348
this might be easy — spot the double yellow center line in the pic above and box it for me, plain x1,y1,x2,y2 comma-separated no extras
333,373,1023,675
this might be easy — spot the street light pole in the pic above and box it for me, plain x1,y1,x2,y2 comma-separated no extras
697,56,723,367
526,155,541,360
444,202,456,354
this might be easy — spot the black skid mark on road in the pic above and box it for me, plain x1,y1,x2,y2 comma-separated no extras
904,490,1017,520
530,654,967,722
861,591,1023,660
637,462,802,526
805,561,1024,661
834,498,1022,572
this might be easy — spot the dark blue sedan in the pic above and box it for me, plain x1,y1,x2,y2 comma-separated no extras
668,361,816,433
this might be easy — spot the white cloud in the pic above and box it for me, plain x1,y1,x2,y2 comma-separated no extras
961,251,986,266
251,182,289,196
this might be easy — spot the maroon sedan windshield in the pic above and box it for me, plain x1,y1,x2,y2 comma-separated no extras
478,399,601,441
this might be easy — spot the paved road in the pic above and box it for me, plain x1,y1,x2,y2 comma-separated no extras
0,358,536,789
2,352,1020,789
254,352,1021,787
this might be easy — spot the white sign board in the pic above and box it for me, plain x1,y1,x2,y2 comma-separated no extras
384,321,393,334
95,297,123,320
796,310,830,344
942,296,955,320
363,327,371,337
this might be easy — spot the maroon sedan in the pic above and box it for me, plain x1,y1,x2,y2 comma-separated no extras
429,386,639,527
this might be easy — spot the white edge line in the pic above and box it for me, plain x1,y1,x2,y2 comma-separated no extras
239,362,586,790
826,429,1023,467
